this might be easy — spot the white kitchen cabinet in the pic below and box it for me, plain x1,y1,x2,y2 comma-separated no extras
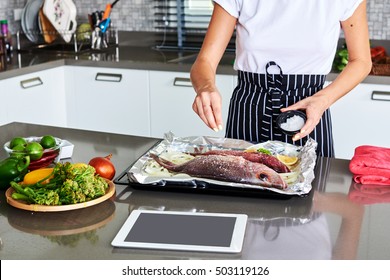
66,66,150,136
0,79,7,126
330,82,390,160
149,70,235,138
2,67,67,127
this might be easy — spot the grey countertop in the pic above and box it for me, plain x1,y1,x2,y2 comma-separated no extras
1,122,389,260
1,31,390,85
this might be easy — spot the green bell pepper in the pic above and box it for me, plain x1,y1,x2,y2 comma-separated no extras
0,156,30,189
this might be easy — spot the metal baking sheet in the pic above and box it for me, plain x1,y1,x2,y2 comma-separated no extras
126,133,318,197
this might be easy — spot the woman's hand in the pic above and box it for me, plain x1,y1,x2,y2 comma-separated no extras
192,89,223,132
281,92,331,141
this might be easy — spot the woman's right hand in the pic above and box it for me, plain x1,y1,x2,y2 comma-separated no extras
192,89,223,132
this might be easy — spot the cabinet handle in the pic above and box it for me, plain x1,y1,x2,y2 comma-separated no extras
95,73,122,82
20,77,43,89
173,77,192,87
372,91,390,101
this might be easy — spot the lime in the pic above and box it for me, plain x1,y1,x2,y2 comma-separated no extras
25,142,44,160
9,137,27,149
40,135,56,149
10,144,26,158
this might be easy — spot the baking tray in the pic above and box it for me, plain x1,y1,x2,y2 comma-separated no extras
115,169,292,199
113,140,291,199
114,135,317,199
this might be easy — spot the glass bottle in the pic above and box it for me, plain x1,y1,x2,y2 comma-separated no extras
0,20,13,55
0,35,4,55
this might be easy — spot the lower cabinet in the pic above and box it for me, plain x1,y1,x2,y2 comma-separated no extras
0,78,7,126
331,82,390,160
149,70,236,138
1,67,67,127
66,66,150,137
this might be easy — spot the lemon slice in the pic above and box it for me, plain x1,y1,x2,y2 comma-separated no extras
276,154,299,166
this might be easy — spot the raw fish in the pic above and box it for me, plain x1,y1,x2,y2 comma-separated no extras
150,153,287,190
191,150,290,173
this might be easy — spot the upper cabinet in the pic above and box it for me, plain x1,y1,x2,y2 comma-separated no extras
65,66,150,137
149,70,235,138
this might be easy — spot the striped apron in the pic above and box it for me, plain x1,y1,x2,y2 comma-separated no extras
225,61,334,157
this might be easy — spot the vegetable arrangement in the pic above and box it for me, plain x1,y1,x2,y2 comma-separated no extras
10,162,109,206
333,45,349,72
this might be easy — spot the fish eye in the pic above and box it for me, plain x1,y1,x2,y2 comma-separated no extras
258,173,269,181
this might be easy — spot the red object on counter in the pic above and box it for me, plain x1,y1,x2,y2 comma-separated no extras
349,145,390,185
371,46,387,62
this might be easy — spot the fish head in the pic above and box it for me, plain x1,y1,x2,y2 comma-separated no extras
255,169,287,190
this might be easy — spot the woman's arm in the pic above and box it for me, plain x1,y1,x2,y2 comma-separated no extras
283,0,372,141
190,4,237,132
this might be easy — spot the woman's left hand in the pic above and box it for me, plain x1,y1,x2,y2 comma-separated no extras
280,93,331,141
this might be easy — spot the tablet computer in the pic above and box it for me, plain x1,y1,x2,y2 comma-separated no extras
111,210,248,253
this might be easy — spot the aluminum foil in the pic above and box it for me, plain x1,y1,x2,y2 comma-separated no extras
128,132,318,196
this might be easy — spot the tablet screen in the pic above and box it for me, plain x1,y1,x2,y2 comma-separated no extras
112,210,248,253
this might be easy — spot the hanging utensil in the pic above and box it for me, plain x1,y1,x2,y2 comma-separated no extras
99,18,111,34
102,0,120,20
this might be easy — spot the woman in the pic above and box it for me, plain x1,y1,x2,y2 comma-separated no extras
190,0,372,157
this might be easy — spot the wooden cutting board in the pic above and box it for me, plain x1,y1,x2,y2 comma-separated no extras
39,7,58,44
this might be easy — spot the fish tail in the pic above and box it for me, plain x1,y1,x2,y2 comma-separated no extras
149,153,179,171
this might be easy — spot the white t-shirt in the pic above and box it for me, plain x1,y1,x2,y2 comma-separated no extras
213,0,364,74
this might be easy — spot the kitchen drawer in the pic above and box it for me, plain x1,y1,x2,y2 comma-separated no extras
66,66,150,137
1,67,67,127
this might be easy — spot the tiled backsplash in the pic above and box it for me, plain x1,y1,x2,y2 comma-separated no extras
1,0,389,39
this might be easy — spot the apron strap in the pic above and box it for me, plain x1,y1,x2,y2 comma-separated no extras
266,61,283,87
265,61,284,136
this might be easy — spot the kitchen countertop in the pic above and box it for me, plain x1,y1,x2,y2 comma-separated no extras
1,122,390,260
1,31,390,85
